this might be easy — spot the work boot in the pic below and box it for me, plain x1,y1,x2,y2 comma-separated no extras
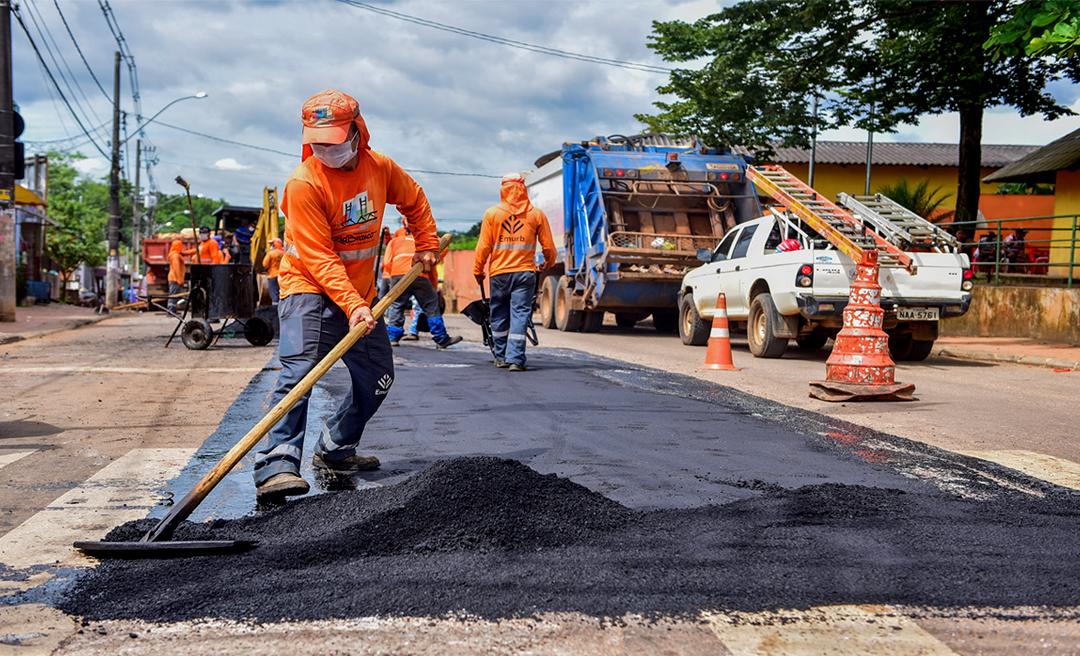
256,472,310,502
508,363,528,372
436,335,463,349
389,339,400,346
312,452,381,471
495,360,510,368
402,333,419,341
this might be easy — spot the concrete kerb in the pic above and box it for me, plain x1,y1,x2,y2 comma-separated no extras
935,346,1079,371
0,315,111,346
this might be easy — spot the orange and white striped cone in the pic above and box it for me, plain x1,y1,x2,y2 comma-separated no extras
698,292,738,371
809,250,914,402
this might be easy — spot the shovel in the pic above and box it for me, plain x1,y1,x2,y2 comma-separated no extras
74,233,453,558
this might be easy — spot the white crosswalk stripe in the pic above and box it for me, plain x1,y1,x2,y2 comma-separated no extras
960,449,1080,491
0,451,35,469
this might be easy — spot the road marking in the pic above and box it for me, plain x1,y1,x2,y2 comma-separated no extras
706,605,958,655
0,451,35,469
0,366,265,374
959,450,1080,491
0,447,196,573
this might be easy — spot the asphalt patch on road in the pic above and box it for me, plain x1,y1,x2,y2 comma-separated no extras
60,455,1080,623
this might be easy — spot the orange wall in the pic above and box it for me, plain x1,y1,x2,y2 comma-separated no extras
441,250,483,312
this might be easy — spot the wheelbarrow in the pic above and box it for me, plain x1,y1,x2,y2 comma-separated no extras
160,264,273,350
462,277,538,360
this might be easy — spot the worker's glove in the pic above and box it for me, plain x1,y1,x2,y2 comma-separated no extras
349,305,376,334
413,250,438,272
474,273,485,286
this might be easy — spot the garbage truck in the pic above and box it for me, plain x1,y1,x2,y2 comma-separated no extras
524,134,762,332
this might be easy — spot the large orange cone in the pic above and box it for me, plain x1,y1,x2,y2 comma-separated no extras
699,292,738,371
809,250,914,402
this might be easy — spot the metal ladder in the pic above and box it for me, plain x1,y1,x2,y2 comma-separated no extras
748,165,914,271
837,193,959,253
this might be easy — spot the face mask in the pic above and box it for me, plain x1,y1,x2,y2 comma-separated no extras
198,233,209,242
311,132,358,169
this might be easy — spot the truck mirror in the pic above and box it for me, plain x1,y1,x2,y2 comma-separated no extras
697,248,713,262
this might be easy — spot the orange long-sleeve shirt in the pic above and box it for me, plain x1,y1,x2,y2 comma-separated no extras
263,249,284,278
183,239,223,265
167,241,186,284
279,150,437,318
472,205,557,277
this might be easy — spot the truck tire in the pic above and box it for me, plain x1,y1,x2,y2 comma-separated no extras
555,276,584,332
679,293,710,346
906,339,935,361
538,276,557,329
796,333,828,350
581,310,604,333
888,335,913,361
614,313,639,329
652,310,678,334
748,293,789,358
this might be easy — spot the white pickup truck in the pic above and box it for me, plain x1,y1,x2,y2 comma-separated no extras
678,210,974,360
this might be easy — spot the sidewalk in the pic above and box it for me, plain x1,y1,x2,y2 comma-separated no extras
0,304,109,345
936,336,1079,370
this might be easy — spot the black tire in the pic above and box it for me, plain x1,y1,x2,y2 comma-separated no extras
181,318,214,350
614,313,638,329
244,317,273,346
555,277,584,332
652,310,678,334
796,333,828,350
906,339,935,361
581,310,604,333
888,335,914,361
747,293,788,358
679,293,710,346
539,276,557,329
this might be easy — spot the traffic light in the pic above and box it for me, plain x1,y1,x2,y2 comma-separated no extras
13,111,24,181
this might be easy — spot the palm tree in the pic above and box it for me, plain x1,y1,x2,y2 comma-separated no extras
876,179,954,222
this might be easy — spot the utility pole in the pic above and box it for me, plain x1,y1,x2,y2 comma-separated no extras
105,51,121,309
132,139,140,278
0,1,16,322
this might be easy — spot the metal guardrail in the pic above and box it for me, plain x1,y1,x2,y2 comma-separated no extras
948,214,1080,289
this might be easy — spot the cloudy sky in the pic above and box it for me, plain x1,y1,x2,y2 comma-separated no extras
14,0,1080,232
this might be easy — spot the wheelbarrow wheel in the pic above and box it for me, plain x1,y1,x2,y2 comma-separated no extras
181,319,214,350
244,317,273,346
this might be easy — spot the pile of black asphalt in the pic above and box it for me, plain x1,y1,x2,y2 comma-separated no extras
60,344,1080,623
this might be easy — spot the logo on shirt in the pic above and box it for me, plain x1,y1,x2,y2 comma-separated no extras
375,374,393,396
335,191,378,229
500,217,527,243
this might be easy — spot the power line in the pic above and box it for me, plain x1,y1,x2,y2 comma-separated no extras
12,6,110,158
148,120,501,178
23,0,102,126
335,0,673,75
53,0,111,101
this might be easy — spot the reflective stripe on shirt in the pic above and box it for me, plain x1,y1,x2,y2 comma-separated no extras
493,244,536,250
284,242,379,262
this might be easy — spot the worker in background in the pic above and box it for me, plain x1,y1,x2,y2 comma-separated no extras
403,259,445,340
473,173,557,371
382,228,461,348
219,235,233,264
234,219,255,265
253,89,441,503
262,237,285,304
166,239,187,314
376,226,392,299
183,226,224,264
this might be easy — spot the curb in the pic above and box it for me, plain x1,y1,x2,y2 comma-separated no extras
0,315,110,346
936,347,1078,371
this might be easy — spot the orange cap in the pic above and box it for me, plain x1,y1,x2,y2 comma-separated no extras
301,89,369,146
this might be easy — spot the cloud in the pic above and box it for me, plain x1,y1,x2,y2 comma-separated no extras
213,158,252,171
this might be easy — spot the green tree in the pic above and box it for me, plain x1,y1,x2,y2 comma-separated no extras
447,221,482,251
45,198,107,295
986,0,1080,60
876,178,953,221
637,1,1080,226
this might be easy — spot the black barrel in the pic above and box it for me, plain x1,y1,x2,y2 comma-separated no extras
189,264,255,320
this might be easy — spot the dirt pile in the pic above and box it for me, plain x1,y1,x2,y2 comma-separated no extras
61,457,1080,623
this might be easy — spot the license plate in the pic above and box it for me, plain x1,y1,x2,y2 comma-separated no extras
896,307,939,321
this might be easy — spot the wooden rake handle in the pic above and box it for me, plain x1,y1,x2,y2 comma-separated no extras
143,233,453,542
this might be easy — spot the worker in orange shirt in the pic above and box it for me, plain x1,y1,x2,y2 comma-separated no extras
252,89,441,503
473,173,556,371
183,226,224,264
262,237,285,304
382,228,460,348
166,239,187,314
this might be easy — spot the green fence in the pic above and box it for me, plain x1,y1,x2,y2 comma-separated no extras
949,214,1079,288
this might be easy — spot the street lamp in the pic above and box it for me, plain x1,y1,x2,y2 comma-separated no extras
121,92,208,145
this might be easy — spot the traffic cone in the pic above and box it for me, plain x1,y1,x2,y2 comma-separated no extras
698,293,738,371
809,250,915,402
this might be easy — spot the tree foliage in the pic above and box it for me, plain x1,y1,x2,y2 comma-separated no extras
986,0,1080,60
637,1,1080,223
45,197,107,289
876,178,953,220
